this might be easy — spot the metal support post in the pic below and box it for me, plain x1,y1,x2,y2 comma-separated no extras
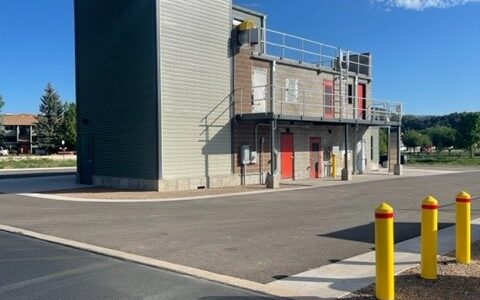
394,126,402,175
375,203,395,300
421,196,439,280
341,124,350,181
266,120,278,189
456,191,472,264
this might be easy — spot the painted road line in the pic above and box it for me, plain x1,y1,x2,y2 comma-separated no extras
267,218,480,299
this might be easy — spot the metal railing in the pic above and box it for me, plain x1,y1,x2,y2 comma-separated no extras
235,85,402,124
258,28,372,76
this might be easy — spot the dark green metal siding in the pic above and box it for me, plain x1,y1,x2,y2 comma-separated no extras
75,0,159,180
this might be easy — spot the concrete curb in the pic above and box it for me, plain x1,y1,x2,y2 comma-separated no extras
17,186,316,203
15,169,472,203
267,218,480,299
0,225,299,299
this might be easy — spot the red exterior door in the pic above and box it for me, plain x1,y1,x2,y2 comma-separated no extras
358,84,366,120
323,80,334,118
281,133,294,179
310,137,323,179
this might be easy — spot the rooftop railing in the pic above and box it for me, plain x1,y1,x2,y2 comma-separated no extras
257,28,372,76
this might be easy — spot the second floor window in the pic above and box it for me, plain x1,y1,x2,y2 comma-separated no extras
285,78,298,102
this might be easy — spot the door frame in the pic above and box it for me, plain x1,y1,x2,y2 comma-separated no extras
310,137,322,179
280,132,294,179
252,67,268,113
357,83,366,120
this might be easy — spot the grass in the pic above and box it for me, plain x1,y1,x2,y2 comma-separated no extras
406,154,480,166
0,158,77,169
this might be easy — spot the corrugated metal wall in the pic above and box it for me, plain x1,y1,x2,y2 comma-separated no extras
158,0,232,179
75,0,159,180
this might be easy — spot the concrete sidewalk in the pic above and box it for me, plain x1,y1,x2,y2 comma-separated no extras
0,175,86,193
6,167,471,202
0,167,76,179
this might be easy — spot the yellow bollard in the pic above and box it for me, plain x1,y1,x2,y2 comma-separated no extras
375,203,395,300
456,191,471,264
421,196,439,280
331,154,337,178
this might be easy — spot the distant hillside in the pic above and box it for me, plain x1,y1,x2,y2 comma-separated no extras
402,112,478,131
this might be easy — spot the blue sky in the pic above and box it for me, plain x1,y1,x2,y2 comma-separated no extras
0,0,479,115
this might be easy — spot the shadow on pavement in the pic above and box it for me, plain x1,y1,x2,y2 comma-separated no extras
318,222,454,244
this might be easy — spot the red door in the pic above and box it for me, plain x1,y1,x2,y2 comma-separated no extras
323,80,334,118
310,137,323,179
357,84,366,120
281,133,294,179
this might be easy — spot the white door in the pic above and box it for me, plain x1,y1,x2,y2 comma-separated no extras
252,68,267,113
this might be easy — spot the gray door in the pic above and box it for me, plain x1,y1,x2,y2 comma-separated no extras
79,134,94,185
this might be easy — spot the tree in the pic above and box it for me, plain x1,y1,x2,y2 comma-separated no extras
36,83,64,153
402,130,431,155
423,126,457,155
456,112,480,158
61,102,77,150
0,94,5,147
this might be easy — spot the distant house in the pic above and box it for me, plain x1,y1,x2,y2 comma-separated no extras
2,114,38,154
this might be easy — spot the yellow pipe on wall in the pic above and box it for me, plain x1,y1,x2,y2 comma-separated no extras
331,154,337,178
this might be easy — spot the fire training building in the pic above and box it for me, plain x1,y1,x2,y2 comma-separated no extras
75,0,403,191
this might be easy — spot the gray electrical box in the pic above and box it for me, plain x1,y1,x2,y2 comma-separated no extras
241,145,251,165
238,28,260,45
250,151,258,164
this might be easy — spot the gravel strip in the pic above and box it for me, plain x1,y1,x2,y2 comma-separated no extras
44,184,300,200
345,241,480,299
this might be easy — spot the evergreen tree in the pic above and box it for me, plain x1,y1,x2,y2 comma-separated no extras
36,83,64,153
61,102,77,150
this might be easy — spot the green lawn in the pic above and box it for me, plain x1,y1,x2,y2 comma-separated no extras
406,154,480,166
0,158,77,169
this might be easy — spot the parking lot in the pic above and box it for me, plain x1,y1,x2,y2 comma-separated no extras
0,170,478,285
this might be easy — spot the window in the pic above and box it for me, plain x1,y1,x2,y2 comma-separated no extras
348,84,354,105
4,126,15,131
285,78,298,102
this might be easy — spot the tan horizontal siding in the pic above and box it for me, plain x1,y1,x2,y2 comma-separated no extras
159,0,232,179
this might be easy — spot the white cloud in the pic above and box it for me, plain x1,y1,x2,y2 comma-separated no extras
375,0,480,10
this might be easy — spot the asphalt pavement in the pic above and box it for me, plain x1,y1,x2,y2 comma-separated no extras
0,171,478,284
0,231,277,300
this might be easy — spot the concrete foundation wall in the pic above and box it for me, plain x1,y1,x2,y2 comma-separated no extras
93,174,243,192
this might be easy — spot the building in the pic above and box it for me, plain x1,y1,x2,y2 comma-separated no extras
2,114,38,154
75,1,403,190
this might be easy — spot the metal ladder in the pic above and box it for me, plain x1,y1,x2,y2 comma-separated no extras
338,49,350,119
